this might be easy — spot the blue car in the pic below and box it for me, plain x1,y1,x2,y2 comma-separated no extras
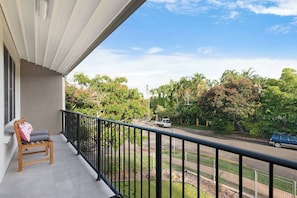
269,133,297,149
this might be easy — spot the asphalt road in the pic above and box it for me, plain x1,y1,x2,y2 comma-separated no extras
142,123,297,181
173,127,297,180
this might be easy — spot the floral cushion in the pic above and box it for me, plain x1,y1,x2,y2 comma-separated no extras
18,122,33,142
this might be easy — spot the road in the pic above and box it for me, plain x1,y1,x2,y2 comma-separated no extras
173,127,297,180
141,123,297,181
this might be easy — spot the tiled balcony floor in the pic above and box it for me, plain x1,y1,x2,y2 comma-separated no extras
0,134,114,198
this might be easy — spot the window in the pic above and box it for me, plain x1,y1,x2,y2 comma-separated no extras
4,45,15,124
280,135,289,142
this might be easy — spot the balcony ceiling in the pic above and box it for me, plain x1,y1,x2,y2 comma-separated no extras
0,0,145,75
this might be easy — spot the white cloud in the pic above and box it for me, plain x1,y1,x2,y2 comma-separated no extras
207,0,224,7
69,48,297,95
289,17,297,26
220,0,297,16
227,11,239,19
148,0,297,16
131,47,144,52
148,0,211,15
243,1,297,16
147,47,164,54
197,46,214,54
267,24,291,34
149,0,176,3
267,17,297,34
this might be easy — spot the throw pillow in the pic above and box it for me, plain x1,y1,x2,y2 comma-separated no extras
18,122,33,142
4,120,15,134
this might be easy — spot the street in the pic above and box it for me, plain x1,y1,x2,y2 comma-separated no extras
141,123,297,181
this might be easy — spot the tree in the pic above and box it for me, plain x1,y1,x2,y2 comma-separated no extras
66,73,147,122
199,76,260,133
150,73,209,125
149,67,297,137
253,68,297,136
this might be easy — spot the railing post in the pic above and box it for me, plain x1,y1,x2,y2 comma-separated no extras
61,111,64,134
269,163,273,198
255,170,258,198
76,113,80,155
215,149,219,198
182,140,185,198
97,118,101,181
156,133,162,198
65,112,70,142
239,155,243,197
197,144,200,198
213,159,216,183
293,181,296,198
62,110,65,135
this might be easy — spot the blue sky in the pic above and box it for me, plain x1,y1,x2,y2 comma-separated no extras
70,0,297,96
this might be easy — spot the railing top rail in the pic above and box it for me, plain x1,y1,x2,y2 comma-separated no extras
61,110,297,170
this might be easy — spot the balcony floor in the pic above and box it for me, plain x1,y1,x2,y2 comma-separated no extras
0,134,114,198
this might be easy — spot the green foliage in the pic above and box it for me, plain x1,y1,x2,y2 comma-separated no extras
150,67,297,137
176,104,201,125
212,118,235,134
255,68,297,135
241,120,265,137
67,68,297,138
150,73,209,124
199,73,260,133
66,73,147,122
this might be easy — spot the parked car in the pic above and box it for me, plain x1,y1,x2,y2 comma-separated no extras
155,118,172,128
269,133,297,149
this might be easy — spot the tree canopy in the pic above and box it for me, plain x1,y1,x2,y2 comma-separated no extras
66,68,297,138
66,73,147,122
149,68,297,137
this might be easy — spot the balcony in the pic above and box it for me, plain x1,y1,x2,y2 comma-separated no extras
0,134,114,198
1,110,297,198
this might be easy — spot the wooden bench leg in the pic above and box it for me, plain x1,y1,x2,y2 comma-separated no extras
49,141,54,164
45,144,49,156
18,148,23,172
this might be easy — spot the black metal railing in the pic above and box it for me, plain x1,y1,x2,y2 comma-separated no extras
61,110,297,198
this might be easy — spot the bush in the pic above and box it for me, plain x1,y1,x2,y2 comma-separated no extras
212,118,234,134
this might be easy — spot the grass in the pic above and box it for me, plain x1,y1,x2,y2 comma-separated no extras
171,152,296,194
117,180,213,198
101,151,296,195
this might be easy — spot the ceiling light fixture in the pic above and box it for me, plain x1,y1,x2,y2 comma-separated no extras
37,0,48,20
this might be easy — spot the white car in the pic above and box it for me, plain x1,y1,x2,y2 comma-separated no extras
155,118,172,128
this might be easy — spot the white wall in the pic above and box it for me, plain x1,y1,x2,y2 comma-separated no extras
20,60,63,134
0,3,64,183
0,7,20,183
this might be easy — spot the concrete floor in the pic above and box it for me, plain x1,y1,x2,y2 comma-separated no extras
0,134,114,198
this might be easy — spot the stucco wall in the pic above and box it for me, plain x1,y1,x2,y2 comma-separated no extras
0,7,20,183
20,60,63,134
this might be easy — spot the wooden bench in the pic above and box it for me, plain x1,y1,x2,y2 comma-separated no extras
13,119,54,172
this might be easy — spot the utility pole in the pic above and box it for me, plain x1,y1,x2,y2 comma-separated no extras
146,84,150,119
